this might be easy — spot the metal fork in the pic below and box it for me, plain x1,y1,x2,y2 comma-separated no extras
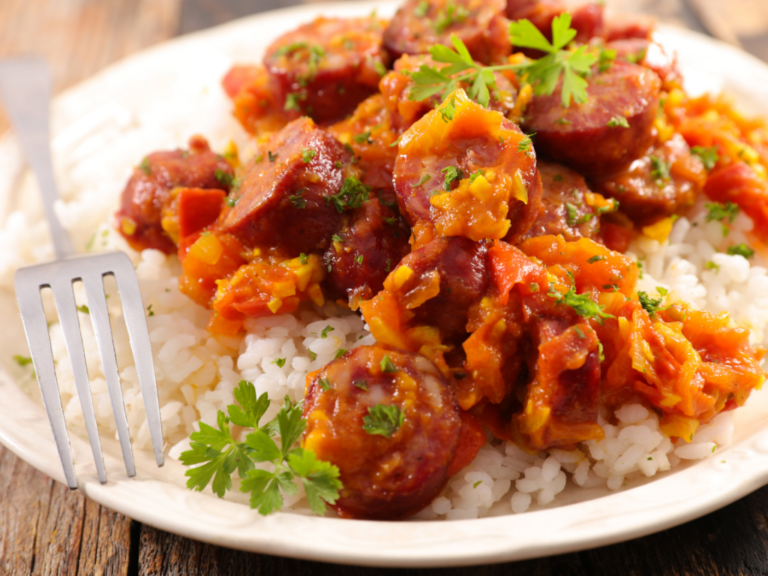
0,56,164,489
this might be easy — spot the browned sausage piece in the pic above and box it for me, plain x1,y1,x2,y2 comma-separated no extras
519,161,602,242
263,17,389,124
522,61,661,176
383,0,510,65
380,54,517,131
394,89,541,243
392,236,490,342
609,38,678,83
507,0,604,45
218,117,352,255
588,134,706,226
115,135,233,254
322,197,411,304
303,344,460,520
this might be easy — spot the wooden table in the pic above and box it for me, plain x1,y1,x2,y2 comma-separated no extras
2,0,768,574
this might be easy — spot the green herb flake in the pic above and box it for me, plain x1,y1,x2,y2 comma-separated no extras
355,254,364,265
309,350,317,361
332,234,344,243
272,358,286,368
226,196,239,207
727,243,755,259
692,146,719,171
607,116,630,128
705,260,720,273
289,189,307,209
77,304,90,314
574,326,585,339
268,151,278,162
517,136,533,157
354,131,374,145
705,201,739,224
334,349,348,360
414,174,432,187
650,156,671,183
284,92,303,112
415,0,430,17
434,0,470,34
362,404,404,438
469,169,486,184
140,157,152,176
321,326,335,338
440,97,457,123
301,148,317,163
473,480,483,488
147,304,155,317
299,253,309,265
380,354,398,373
598,48,616,73
549,285,614,325
13,355,32,367
587,255,604,264
441,165,464,191
638,291,664,318
318,376,332,391
354,379,369,390
327,177,371,212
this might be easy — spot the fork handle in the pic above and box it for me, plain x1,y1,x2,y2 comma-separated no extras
0,57,75,260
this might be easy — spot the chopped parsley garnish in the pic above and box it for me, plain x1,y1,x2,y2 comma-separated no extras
354,380,369,390
353,131,373,144
637,261,644,279
320,326,335,338
289,189,306,209
574,326,585,339
473,480,483,488
469,169,486,183
414,174,432,187
598,48,616,72
272,358,286,368
332,234,344,243
415,0,430,17
226,196,239,207
509,13,597,107
362,404,404,438
587,255,604,264
147,304,155,317
625,48,647,64
433,0,469,34
385,258,392,272
215,169,233,188
440,97,457,123
299,253,308,265
549,285,614,325
309,350,317,361
275,41,309,57
355,254,364,265
301,148,317,163
371,58,387,78
268,151,278,162
705,260,720,273
327,177,371,212
441,166,464,191
518,136,533,157
77,305,90,314
318,376,332,391
656,286,669,296
334,349,348,359
180,381,342,516
692,146,719,171
284,92,304,112
705,201,739,224
554,117,572,125
380,354,398,373
607,116,629,128
650,156,671,183
140,157,151,176
13,355,32,367
727,243,755,258
638,291,664,318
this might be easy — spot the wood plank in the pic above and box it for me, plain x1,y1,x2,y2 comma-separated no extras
0,443,133,575
0,0,182,134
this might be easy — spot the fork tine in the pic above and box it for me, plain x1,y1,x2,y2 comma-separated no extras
51,276,107,484
83,272,135,477
111,253,164,467
14,271,78,489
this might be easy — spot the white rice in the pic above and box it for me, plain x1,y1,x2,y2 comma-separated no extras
1,51,764,519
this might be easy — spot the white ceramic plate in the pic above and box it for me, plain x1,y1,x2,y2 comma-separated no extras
2,1,768,567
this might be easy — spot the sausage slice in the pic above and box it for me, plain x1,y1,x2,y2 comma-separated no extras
303,344,461,520
383,0,510,65
218,117,352,255
115,136,233,254
263,17,389,123
522,61,661,176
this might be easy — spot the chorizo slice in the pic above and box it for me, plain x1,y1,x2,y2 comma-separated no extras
522,61,661,176
609,37,678,83
263,17,389,124
394,89,541,243
379,53,517,130
218,117,352,255
303,344,461,520
222,65,291,135
327,94,400,193
115,135,233,254
589,133,705,226
322,197,411,305
391,236,490,342
507,0,604,45
519,161,606,242
383,0,510,65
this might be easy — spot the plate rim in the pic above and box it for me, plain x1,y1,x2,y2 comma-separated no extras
1,2,768,567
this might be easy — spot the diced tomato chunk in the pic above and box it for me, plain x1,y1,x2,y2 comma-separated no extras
177,188,226,240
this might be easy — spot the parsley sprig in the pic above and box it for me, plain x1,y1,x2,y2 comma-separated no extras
509,13,597,107
180,380,342,516
549,284,614,325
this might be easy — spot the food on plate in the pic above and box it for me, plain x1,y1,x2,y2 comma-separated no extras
14,0,768,522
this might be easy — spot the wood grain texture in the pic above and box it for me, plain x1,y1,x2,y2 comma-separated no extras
0,444,132,576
